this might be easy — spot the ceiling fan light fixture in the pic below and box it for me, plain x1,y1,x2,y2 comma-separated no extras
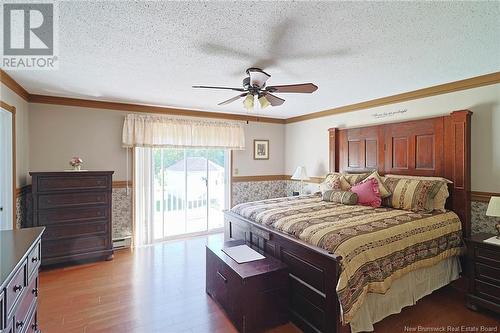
258,94,270,109
243,93,254,110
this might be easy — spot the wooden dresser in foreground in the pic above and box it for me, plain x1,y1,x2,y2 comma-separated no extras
26,171,114,266
0,227,44,333
206,240,289,333
465,233,500,315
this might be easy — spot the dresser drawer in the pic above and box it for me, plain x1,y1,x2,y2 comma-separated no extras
42,235,109,258
5,263,26,318
38,191,109,209
27,242,41,280
43,221,108,240
475,246,500,266
12,277,37,333
475,263,500,286
475,279,500,304
37,206,108,225
35,175,110,192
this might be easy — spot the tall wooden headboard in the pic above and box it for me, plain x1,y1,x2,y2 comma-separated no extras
328,110,472,237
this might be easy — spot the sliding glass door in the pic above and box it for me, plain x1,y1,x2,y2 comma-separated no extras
151,148,229,241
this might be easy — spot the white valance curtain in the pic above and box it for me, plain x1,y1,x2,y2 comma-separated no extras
122,114,245,150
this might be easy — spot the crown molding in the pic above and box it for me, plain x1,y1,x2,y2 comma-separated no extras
2,68,499,124
28,94,286,124
0,69,30,101
285,71,500,123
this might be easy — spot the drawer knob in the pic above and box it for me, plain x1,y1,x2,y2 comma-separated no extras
216,271,227,283
13,284,22,292
16,320,24,329
32,257,38,263
32,287,39,296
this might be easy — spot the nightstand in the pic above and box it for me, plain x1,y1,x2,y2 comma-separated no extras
206,240,288,332
465,233,500,314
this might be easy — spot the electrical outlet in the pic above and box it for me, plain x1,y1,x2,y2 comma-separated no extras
234,168,239,175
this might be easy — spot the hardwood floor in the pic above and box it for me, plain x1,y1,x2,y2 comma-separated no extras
39,233,499,333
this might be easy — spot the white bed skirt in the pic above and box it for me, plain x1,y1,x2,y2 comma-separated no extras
349,256,461,333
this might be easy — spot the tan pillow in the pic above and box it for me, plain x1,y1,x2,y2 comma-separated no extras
365,171,392,198
322,190,358,205
382,177,443,212
385,174,453,184
343,173,369,185
320,174,351,192
382,174,450,211
432,183,450,212
326,172,369,186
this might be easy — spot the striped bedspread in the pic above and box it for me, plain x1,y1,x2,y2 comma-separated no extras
230,194,463,323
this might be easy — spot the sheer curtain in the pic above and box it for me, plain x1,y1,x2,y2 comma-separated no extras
134,147,154,246
125,114,245,246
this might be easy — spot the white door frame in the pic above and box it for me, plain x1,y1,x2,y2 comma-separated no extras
0,100,16,229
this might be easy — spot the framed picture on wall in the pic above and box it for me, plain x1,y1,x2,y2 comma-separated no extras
253,140,269,160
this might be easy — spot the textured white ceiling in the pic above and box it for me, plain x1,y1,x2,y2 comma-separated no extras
7,1,500,118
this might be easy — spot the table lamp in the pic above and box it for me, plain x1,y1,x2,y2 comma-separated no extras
486,196,500,239
291,166,310,194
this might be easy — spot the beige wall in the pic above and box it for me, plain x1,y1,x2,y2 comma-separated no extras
232,122,285,176
0,83,30,187
285,83,500,193
28,103,285,180
29,104,131,180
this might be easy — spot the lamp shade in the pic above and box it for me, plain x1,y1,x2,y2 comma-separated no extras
243,94,254,110
258,95,270,109
291,166,310,181
486,197,500,217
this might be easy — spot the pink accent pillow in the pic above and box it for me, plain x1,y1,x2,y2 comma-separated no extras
350,178,382,207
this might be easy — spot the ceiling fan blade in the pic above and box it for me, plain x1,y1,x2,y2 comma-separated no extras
192,85,245,92
218,94,246,106
266,83,318,93
264,93,285,106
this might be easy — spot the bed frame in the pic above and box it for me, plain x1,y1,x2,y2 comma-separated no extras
224,110,472,333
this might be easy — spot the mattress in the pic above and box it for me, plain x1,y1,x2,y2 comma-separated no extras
230,194,464,323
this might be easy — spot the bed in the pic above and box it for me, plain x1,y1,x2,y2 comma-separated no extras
224,110,472,333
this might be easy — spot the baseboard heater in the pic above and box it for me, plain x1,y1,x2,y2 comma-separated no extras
112,236,132,249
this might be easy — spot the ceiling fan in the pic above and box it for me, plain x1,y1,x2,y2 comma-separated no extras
192,68,318,110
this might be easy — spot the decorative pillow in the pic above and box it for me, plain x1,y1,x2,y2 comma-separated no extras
432,183,450,212
322,190,358,205
365,171,392,198
343,173,369,186
382,174,450,211
382,177,443,212
350,178,382,207
384,174,453,184
320,174,351,192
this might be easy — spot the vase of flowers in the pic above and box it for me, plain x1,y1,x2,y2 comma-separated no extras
69,157,83,171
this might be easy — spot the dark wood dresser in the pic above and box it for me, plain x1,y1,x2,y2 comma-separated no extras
0,227,44,333
26,171,114,266
465,233,500,315
206,240,288,332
